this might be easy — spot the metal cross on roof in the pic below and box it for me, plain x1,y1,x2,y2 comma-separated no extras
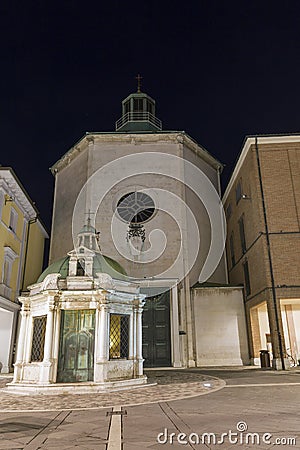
135,74,143,93
85,209,95,225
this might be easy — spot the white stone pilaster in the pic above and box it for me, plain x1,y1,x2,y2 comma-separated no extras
98,304,109,362
94,303,110,383
184,277,196,367
128,312,134,359
51,305,61,383
13,302,30,382
136,307,144,376
39,299,56,383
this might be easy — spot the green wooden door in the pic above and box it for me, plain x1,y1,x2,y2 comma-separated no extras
57,310,95,383
142,291,171,367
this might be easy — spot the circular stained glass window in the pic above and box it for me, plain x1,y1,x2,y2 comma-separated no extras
117,192,155,224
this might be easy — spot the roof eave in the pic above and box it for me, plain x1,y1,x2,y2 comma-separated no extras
51,131,224,175
222,133,300,204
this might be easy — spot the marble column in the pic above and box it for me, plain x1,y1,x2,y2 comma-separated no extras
39,300,56,383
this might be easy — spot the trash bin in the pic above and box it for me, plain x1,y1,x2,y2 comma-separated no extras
260,350,270,368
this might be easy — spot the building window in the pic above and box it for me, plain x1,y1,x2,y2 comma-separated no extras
2,259,10,286
243,260,251,296
146,100,154,114
117,191,155,224
0,192,4,219
109,314,129,359
133,98,143,112
235,180,242,204
9,208,18,233
1,247,18,287
226,203,232,220
76,259,85,276
229,233,235,267
238,215,247,254
124,100,130,114
31,316,47,362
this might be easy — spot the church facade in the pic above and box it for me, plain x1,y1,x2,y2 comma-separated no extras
46,86,249,370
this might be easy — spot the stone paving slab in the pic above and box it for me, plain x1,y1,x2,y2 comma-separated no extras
0,410,111,450
124,384,300,449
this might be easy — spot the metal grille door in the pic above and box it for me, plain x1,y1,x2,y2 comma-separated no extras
57,310,95,383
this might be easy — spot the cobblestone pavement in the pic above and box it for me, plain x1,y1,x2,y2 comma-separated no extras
0,370,224,411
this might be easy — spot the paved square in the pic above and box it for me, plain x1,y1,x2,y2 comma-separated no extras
0,368,299,449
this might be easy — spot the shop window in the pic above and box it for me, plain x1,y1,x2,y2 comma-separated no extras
109,314,129,359
31,316,47,362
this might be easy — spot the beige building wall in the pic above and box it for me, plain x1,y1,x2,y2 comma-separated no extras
223,136,300,367
192,287,249,366
0,168,48,373
22,221,48,291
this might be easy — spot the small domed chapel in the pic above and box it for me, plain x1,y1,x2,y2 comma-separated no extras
9,83,249,392
10,221,147,392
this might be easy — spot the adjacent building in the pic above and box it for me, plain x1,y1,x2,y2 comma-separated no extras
0,167,48,373
223,135,300,369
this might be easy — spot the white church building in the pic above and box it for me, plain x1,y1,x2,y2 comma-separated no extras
11,84,249,391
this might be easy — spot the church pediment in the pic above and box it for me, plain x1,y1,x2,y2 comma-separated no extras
68,246,95,258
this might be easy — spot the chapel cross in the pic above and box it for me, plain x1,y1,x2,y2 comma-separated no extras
85,210,95,226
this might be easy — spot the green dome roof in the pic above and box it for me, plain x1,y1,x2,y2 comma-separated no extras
37,253,127,283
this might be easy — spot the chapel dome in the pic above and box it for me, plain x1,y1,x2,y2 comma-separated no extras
37,252,127,283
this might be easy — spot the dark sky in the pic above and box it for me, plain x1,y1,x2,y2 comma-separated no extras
1,1,299,231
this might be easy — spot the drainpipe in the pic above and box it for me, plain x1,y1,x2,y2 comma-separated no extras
255,137,285,370
20,216,38,292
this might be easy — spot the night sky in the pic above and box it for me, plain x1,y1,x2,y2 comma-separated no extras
1,1,299,231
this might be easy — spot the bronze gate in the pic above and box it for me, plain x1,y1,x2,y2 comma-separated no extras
57,310,95,383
